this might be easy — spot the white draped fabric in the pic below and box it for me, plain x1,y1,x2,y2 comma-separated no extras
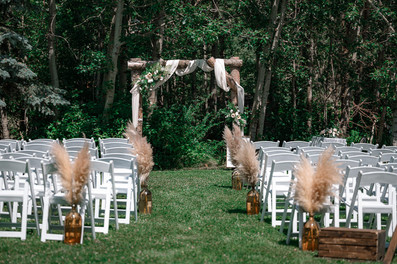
130,59,245,128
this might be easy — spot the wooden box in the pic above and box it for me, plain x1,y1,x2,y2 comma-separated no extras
318,227,386,261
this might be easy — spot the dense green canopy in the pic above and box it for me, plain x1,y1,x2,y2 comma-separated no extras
0,0,396,168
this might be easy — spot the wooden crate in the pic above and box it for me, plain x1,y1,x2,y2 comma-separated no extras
318,227,386,261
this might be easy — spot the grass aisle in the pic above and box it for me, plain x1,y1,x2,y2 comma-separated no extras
1,169,350,263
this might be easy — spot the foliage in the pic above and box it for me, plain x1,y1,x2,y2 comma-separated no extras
222,103,248,128
144,101,223,169
0,169,344,263
134,62,168,95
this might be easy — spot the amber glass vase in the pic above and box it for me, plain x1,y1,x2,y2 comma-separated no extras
232,170,243,190
64,204,82,245
246,187,260,215
138,187,152,214
302,213,320,251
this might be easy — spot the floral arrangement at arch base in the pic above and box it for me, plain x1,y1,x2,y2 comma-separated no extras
223,124,244,190
124,121,154,214
235,140,260,215
293,147,342,251
51,142,91,245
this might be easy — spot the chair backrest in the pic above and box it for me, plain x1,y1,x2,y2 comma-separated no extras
334,159,360,171
253,140,280,150
25,139,58,145
306,153,339,165
369,149,394,157
345,155,379,166
99,138,129,152
382,146,397,151
301,149,325,156
335,146,362,153
264,153,300,172
66,147,98,159
320,142,346,148
102,147,134,155
357,171,397,187
0,139,21,151
0,152,33,159
351,142,379,152
16,150,49,158
0,143,12,152
339,151,367,158
101,142,133,150
282,140,310,149
63,139,96,149
342,166,385,199
23,144,53,152
295,146,324,154
378,153,397,163
102,153,136,160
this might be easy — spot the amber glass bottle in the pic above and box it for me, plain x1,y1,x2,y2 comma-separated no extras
138,187,152,214
302,213,320,251
64,204,82,245
246,187,260,215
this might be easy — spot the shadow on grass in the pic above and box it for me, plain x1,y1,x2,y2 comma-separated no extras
278,238,299,248
227,208,247,214
213,184,232,189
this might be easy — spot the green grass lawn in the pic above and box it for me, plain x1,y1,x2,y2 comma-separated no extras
0,169,374,263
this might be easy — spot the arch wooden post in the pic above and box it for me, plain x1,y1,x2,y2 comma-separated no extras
130,58,144,135
229,56,241,106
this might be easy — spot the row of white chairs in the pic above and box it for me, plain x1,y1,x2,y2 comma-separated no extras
0,146,139,242
255,144,397,248
0,137,134,159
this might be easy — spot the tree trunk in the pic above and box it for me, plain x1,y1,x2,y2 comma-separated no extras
376,104,387,145
392,108,397,146
256,0,288,138
0,106,9,139
48,0,59,88
102,0,124,118
149,8,165,107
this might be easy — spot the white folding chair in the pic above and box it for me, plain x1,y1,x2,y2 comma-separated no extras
0,159,40,240
89,160,119,234
97,157,138,224
40,162,96,243
260,160,299,228
346,171,397,237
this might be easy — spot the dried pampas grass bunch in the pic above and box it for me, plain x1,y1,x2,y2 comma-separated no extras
223,124,243,167
235,140,259,187
124,121,154,186
293,147,342,215
52,143,91,205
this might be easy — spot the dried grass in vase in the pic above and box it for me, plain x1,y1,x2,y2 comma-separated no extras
235,140,259,188
52,143,91,205
293,147,342,215
223,124,243,167
235,140,260,214
124,121,154,188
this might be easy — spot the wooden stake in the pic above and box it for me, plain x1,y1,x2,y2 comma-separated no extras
383,228,397,264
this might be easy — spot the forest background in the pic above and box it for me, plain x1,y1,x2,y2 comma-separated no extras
1,0,396,169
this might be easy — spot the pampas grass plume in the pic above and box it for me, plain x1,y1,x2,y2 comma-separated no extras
293,147,342,215
52,142,91,205
235,140,259,186
223,124,243,167
124,121,154,186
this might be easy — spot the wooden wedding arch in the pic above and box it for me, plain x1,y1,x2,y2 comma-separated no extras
128,57,243,134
